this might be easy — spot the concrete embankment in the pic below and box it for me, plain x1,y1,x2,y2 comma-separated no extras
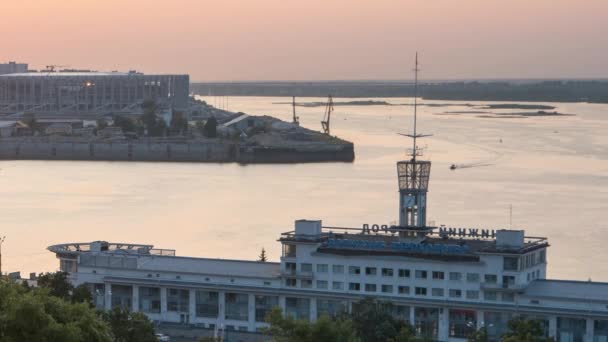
0,138,354,163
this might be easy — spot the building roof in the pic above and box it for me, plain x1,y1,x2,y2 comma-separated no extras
524,279,608,303
0,72,186,78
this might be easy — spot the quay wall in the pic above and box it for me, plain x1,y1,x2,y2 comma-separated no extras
0,139,236,162
0,139,354,163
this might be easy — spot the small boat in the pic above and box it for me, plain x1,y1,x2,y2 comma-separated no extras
450,164,457,170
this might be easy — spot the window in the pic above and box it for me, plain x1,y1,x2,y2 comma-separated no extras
196,290,219,318
398,269,410,278
382,268,394,277
503,275,515,286
285,297,310,321
432,271,444,280
316,264,328,273
415,287,427,296
365,267,377,276
255,296,278,322
431,288,444,297
139,287,161,313
502,293,515,302
167,288,189,312
484,291,498,301
349,283,360,291
504,257,519,271
484,274,497,284
449,272,462,281
332,265,344,274
332,281,344,290
285,262,296,275
301,279,312,289
301,263,313,273
381,285,393,293
365,284,377,292
349,266,361,275
398,286,410,294
316,280,328,289
225,293,249,321
449,289,462,298
286,278,296,287
317,299,347,319
415,270,428,279
539,250,546,263
466,273,480,282
466,290,479,299
284,244,296,257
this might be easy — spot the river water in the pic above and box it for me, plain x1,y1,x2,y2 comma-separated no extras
2,96,607,281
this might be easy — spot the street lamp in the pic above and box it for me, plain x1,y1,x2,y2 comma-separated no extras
0,236,5,276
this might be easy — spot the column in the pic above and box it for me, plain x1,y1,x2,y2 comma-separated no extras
476,310,485,329
279,295,286,316
218,292,226,325
409,306,416,326
160,287,168,320
104,283,112,311
586,318,594,342
310,297,317,322
549,316,557,340
132,285,139,312
189,289,196,323
248,294,256,331
438,308,449,342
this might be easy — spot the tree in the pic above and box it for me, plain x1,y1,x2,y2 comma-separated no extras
96,119,108,130
170,110,189,135
204,117,218,138
467,327,488,342
351,298,412,342
264,307,357,342
0,279,112,342
72,283,93,305
21,113,39,135
103,307,157,342
37,272,73,301
258,247,268,262
113,115,136,133
502,318,554,342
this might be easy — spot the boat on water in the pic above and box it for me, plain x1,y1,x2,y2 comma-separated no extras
48,57,608,342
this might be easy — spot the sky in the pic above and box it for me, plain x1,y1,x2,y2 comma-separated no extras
1,0,607,81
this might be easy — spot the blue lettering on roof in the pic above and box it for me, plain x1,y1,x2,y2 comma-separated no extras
325,239,470,255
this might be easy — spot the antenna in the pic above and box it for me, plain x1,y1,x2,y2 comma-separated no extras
397,52,432,159
509,204,513,229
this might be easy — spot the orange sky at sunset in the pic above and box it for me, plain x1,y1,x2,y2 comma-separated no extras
1,0,606,81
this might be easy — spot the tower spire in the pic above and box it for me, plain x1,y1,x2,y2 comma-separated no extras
396,53,432,228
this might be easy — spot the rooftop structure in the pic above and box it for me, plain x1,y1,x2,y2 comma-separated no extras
0,70,189,116
0,61,28,75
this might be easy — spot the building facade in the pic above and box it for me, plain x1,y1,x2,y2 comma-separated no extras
0,71,189,115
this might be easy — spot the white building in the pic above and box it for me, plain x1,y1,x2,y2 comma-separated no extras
48,155,608,342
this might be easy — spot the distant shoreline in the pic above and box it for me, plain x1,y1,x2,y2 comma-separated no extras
191,80,608,103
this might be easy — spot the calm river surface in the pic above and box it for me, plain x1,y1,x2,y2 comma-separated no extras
2,96,607,281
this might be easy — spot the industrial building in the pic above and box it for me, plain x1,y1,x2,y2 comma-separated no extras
0,61,28,75
0,71,190,115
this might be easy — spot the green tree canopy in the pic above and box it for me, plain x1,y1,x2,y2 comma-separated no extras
102,307,157,342
502,318,554,342
0,280,112,342
204,117,218,138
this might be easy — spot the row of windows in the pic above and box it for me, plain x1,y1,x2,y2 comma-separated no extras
298,263,502,283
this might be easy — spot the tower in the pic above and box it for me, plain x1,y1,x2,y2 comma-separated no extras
397,53,431,228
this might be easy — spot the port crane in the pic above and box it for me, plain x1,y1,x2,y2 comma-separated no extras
321,95,334,135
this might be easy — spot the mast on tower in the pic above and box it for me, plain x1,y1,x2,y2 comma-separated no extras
397,53,432,229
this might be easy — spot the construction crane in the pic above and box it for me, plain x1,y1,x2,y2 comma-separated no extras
321,95,334,135
292,96,299,125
